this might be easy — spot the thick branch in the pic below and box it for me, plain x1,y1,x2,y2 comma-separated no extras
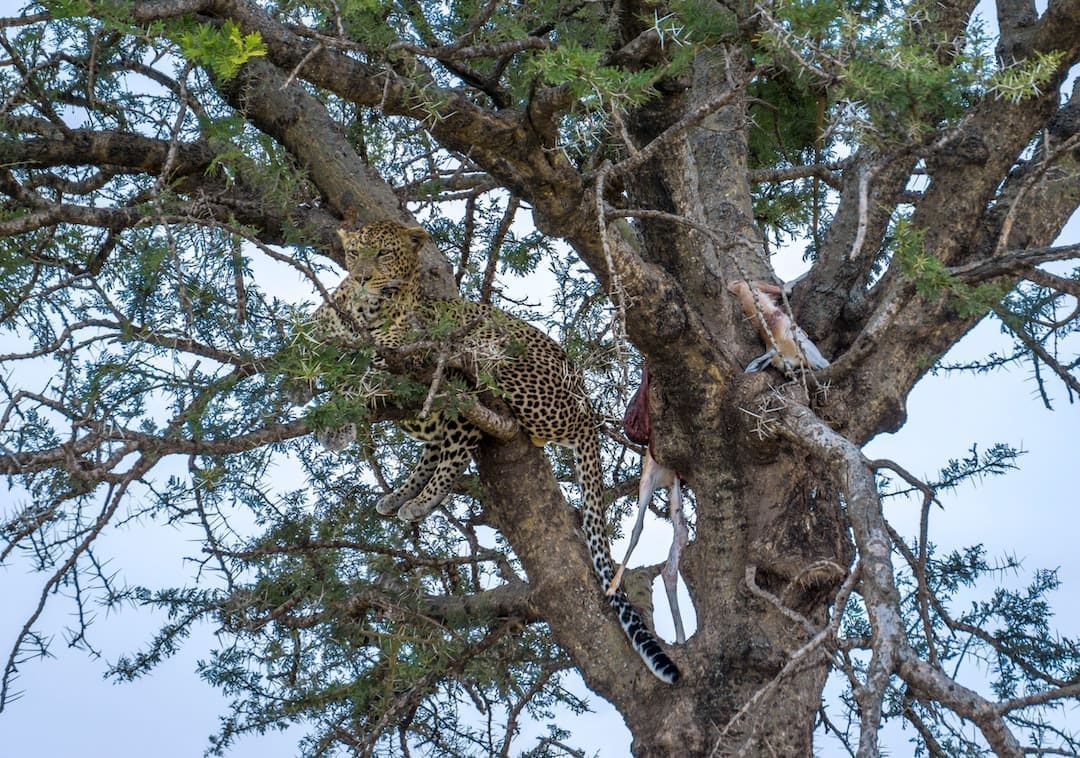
798,0,1080,443
896,649,1023,757
474,433,674,702
949,243,1080,282
215,57,404,225
192,0,570,211
0,129,215,177
777,402,1024,757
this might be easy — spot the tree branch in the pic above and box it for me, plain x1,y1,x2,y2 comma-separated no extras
779,402,1028,756
896,648,1023,757
949,243,1080,282
0,420,309,477
0,128,215,177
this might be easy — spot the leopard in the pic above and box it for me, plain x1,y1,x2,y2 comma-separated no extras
309,218,681,685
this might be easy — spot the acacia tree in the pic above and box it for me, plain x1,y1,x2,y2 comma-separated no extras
1,0,1079,755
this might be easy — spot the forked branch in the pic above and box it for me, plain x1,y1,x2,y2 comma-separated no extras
778,403,1023,757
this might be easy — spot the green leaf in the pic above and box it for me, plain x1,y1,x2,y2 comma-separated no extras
177,20,267,80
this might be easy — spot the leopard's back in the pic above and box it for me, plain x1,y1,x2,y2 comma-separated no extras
449,301,598,446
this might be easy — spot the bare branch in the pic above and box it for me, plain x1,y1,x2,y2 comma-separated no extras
499,664,567,758
0,11,51,27
603,87,744,183
997,681,1080,715
1023,268,1080,301
848,163,881,260
993,134,1080,257
743,565,822,635
0,420,309,478
950,243,1080,282
782,405,1032,756
749,163,843,189
869,458,941,667
896,649,1023,757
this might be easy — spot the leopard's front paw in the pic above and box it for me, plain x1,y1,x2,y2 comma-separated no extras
375,491,407,516
281,377,317,407
396,497,439,522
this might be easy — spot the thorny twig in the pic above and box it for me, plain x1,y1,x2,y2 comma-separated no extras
601,86,745,184
1,453,158,712
738,388,787,439
992,304,1080,397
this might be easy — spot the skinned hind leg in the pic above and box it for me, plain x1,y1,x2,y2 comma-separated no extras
661,477,688,644
607,448,677,595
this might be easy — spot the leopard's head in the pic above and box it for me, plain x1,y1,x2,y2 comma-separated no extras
337,220,428,291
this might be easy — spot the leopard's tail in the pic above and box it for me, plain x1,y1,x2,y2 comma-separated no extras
575,434,681,684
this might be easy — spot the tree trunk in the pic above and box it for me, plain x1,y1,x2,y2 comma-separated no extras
448,46,860,755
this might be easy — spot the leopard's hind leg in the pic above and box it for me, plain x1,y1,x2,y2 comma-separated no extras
380,416,482,521
376,437,441,516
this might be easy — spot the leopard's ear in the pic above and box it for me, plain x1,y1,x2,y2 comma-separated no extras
405,226,428,252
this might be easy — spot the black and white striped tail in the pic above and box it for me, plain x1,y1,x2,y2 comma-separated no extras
575,434,680,684
608,588,681,683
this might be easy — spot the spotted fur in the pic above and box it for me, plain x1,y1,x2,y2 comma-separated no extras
312,219,681,684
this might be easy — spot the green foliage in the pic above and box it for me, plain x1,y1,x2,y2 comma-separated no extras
877,442,1023,501
746,0,1062,162
935,443,1023,490
41,0,92,19
98,453,581,756
669,0,739,44
988,51,1069,103
748,75,822,171
891,218,1010,319
530,42,660,110
178,20,267,79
